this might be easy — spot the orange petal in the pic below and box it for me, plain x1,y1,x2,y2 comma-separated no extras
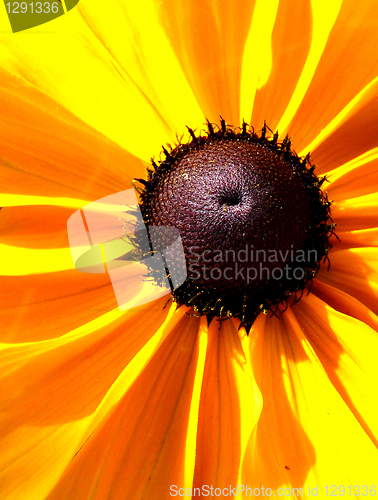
330,192,378,232
243,304,378,494
332,228,378,250
301,76,378,157
275,0,343,138
311,279,378,333
0,205,77,249
0,68,145,201
44,312,204,500
0,271,119,342
327,150,378,200
311,94,378,172
283,0,378,153
193,319,262,491
158,0,256,124
0,297,173,500
317,247,378,316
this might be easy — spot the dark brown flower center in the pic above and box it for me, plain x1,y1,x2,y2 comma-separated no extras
136,121,334,332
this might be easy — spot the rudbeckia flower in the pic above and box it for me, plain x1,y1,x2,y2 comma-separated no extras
1,0,378,499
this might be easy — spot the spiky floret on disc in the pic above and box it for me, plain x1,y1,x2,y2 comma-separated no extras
134,119,335,333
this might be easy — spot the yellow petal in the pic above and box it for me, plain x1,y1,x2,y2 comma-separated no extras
240,0,279,123
0,0,203,159
0,194,89,209
295,293,378,460
193,319,262,490
78,0,205,139
0,244,74,275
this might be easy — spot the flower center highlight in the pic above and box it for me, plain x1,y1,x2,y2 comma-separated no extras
136,120,334,332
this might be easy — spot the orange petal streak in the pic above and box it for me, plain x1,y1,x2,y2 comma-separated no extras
0,271,118,342
327,151,378,200
157,0,256,124
317,248,378,317
0,205,79,250
45,312,203,500
331,228,378,250
330,193,378,232
0,68,145,201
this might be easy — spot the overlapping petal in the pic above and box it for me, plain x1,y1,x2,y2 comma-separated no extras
0,67,144,201
317,248,378,316
0,64,148,343
311,279,378,332
45,312,204,500
0,297,172,499
243,299,378,496
311,96,378,172
159,0,256,125
193,319,262,491
327,150,378,200
282,0,378,152
295,294,378,467
0,0,204,160
247,0,312,129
